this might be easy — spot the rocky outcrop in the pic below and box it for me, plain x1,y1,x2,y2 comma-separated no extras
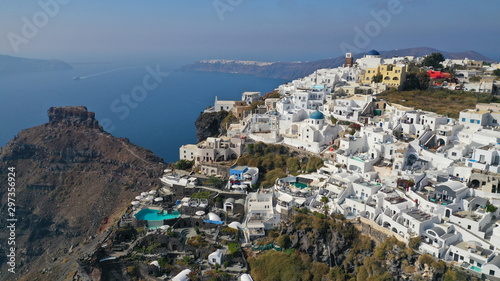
0,106,165,281
194,110,229,142
47,106,102,130
279,214,361,265
277,213,449,281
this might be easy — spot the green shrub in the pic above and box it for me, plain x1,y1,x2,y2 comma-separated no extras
175,159,194,170
276,234,292,249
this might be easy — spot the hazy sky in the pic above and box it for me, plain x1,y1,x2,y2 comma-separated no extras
1,0,499,64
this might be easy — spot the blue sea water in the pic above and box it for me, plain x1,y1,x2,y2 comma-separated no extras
0,63,287,163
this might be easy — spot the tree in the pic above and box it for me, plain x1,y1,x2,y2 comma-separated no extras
409,237,422,249
422,52,445,69
494,69,500,77
320,196,330,215
443,269,467,281
393,129,402,139
205,175,224,189
416,71,430,89
276,234,292,249
175,159,194,170
228,242,239,256
372,74,383,83
261,168,287,187
286,157,301,174
305,157,324,173
469,75,481,82
486,204,498,213
322,205,330,215
356,266,369,281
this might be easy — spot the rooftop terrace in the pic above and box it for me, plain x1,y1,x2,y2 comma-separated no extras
406,209,433,222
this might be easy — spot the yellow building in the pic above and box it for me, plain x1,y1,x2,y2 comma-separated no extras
362,64,406,89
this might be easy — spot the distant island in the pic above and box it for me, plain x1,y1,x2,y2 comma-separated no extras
179,47,495,80
0,54,73,76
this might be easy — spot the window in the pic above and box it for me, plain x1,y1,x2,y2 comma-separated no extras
462,118,466,122
468,225,471,230
477,120,480,124
490,270,495,276
470,119,475,123
452,152,457,156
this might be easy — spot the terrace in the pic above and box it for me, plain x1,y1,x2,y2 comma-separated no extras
427,193,454,205
453,211,484,222
384,196,407,205
406,209,433,222
346,195,365,204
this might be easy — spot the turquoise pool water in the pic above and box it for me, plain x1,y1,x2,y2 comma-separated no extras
470,266,482,273
291,182,308,189
135,209,180,221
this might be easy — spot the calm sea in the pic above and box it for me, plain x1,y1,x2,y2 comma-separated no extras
0,63,287,163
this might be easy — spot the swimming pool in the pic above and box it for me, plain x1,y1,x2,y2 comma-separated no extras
135,209,180,221
470,266,482,273
290,182,308,189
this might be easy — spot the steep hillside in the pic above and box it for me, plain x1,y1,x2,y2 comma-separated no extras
0,54,72,76
195,110,230,142
0,106,165,281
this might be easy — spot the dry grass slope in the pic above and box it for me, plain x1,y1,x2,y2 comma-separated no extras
379,88,499,118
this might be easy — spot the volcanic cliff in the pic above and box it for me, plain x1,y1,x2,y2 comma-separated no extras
0,106,165,281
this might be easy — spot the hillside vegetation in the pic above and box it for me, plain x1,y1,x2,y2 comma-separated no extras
248,211,468,281
236,142,323,187
379,88,500,118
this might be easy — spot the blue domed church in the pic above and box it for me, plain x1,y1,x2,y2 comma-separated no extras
282,110,342,153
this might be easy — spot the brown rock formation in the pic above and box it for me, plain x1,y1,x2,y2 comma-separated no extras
0,106,165,281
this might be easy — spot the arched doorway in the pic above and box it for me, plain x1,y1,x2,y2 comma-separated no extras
470,180,480,188
437,139,445,147
407,154,418,166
